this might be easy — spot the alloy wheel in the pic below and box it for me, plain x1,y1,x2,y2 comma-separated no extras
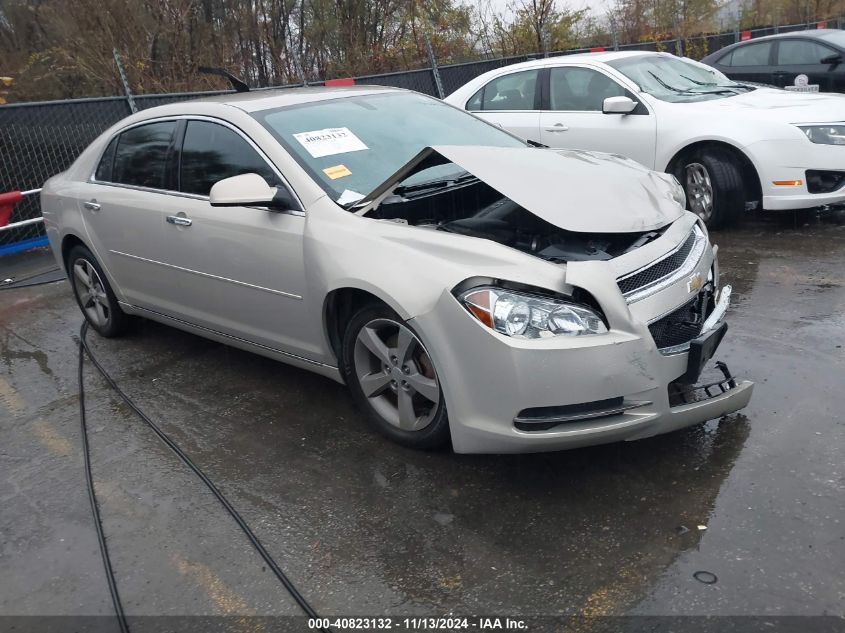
352,318,440,432
73,259,111,328
685,162,714,223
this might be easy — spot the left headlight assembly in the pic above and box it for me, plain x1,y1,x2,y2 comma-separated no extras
798,124,845,145
459,287,608,338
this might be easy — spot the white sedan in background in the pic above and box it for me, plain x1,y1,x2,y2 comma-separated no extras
446,51,845,228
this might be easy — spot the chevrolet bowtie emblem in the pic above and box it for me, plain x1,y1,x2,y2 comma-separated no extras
687,272,703,293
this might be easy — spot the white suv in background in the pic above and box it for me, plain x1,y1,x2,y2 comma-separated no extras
446,51,845,228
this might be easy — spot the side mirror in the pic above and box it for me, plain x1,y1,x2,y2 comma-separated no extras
602,96,638,114
209,173,298,212
821,53,843,65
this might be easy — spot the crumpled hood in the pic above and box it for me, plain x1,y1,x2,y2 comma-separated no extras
683,87,845,123
358,145,684,233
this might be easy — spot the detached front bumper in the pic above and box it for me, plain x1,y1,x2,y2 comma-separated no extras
414,283,752,454
749,139,845,211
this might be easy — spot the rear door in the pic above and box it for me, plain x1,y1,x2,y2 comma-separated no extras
155,118,320,360
773,38,841,92
538,65,657,168
719,41,775,85
78,120,177,309
465,68,542,143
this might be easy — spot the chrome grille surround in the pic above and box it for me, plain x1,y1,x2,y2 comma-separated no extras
618,226,707,304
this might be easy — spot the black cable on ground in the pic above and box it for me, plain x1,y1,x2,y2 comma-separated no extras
77,321,330,632
1,266,64,290
77,321,131,633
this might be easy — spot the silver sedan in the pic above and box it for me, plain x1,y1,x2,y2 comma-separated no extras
42,86,753,453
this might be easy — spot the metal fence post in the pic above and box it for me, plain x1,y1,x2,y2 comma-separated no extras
112,49,137,114
423,32,445,99
607,15,620,51
673,13,683,57
292,51,308,87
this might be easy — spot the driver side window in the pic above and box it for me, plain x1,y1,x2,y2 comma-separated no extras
549,67,626,111
180,120,280,196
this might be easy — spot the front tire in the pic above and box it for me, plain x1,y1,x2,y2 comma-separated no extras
67,245,129,337
341,303,450,450
680,149,745,229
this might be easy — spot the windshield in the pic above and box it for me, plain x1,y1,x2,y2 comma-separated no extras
254,92,526,206
607,54,755,103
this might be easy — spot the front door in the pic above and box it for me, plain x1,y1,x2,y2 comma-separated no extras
773,38,841,92
155,119,320,360
538,66,657,168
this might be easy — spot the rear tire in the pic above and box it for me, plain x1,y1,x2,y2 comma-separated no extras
680,149,745,229
341,303,450,450
67,245,130,337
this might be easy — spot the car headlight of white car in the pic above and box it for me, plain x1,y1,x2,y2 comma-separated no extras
460,287,608,338
797,124,845,145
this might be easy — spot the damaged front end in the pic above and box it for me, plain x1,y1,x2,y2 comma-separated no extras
346,144,752,451
355,145,686,263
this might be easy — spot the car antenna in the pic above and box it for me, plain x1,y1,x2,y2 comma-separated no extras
198,66,250,93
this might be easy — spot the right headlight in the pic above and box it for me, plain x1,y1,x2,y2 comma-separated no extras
459,286,608,338
797,124,845,145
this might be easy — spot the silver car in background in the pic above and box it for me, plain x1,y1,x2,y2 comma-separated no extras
41,86,753,453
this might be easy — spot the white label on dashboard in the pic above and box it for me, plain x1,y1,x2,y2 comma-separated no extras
293,127,368,158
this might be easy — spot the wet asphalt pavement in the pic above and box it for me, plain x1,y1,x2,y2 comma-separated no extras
1,213,843,630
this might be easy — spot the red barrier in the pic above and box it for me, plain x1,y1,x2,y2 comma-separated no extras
818,21,827,28
740,30,752,41
325,78,355,87
590,47,606,53
0,191,23,228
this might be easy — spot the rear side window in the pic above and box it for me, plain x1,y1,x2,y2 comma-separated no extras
95,137,118,182
777,39,837,65
112,121,176,189
477,70,539,111
727,42,772,67
180,120,279,196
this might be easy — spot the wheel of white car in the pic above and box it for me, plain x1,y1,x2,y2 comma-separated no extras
680,149,745,230
342,303,450,449
67,244,130,337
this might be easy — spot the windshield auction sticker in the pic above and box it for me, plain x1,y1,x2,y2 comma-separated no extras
323,164,352,179
294,127,368,158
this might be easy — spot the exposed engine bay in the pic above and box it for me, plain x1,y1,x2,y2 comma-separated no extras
368,177,665,262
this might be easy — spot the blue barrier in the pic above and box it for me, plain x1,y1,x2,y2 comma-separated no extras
0,235,50,257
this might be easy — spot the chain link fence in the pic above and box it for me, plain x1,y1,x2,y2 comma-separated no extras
1,18,843,254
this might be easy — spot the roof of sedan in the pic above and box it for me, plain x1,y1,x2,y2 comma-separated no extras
469,50,671,74
726,28,843,43
191,84,404,112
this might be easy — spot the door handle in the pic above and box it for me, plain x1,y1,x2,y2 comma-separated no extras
545,123,569,132
83,200,101,211
166,215,193,227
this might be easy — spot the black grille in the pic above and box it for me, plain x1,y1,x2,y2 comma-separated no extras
648,293,709,350
618,230,697,296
